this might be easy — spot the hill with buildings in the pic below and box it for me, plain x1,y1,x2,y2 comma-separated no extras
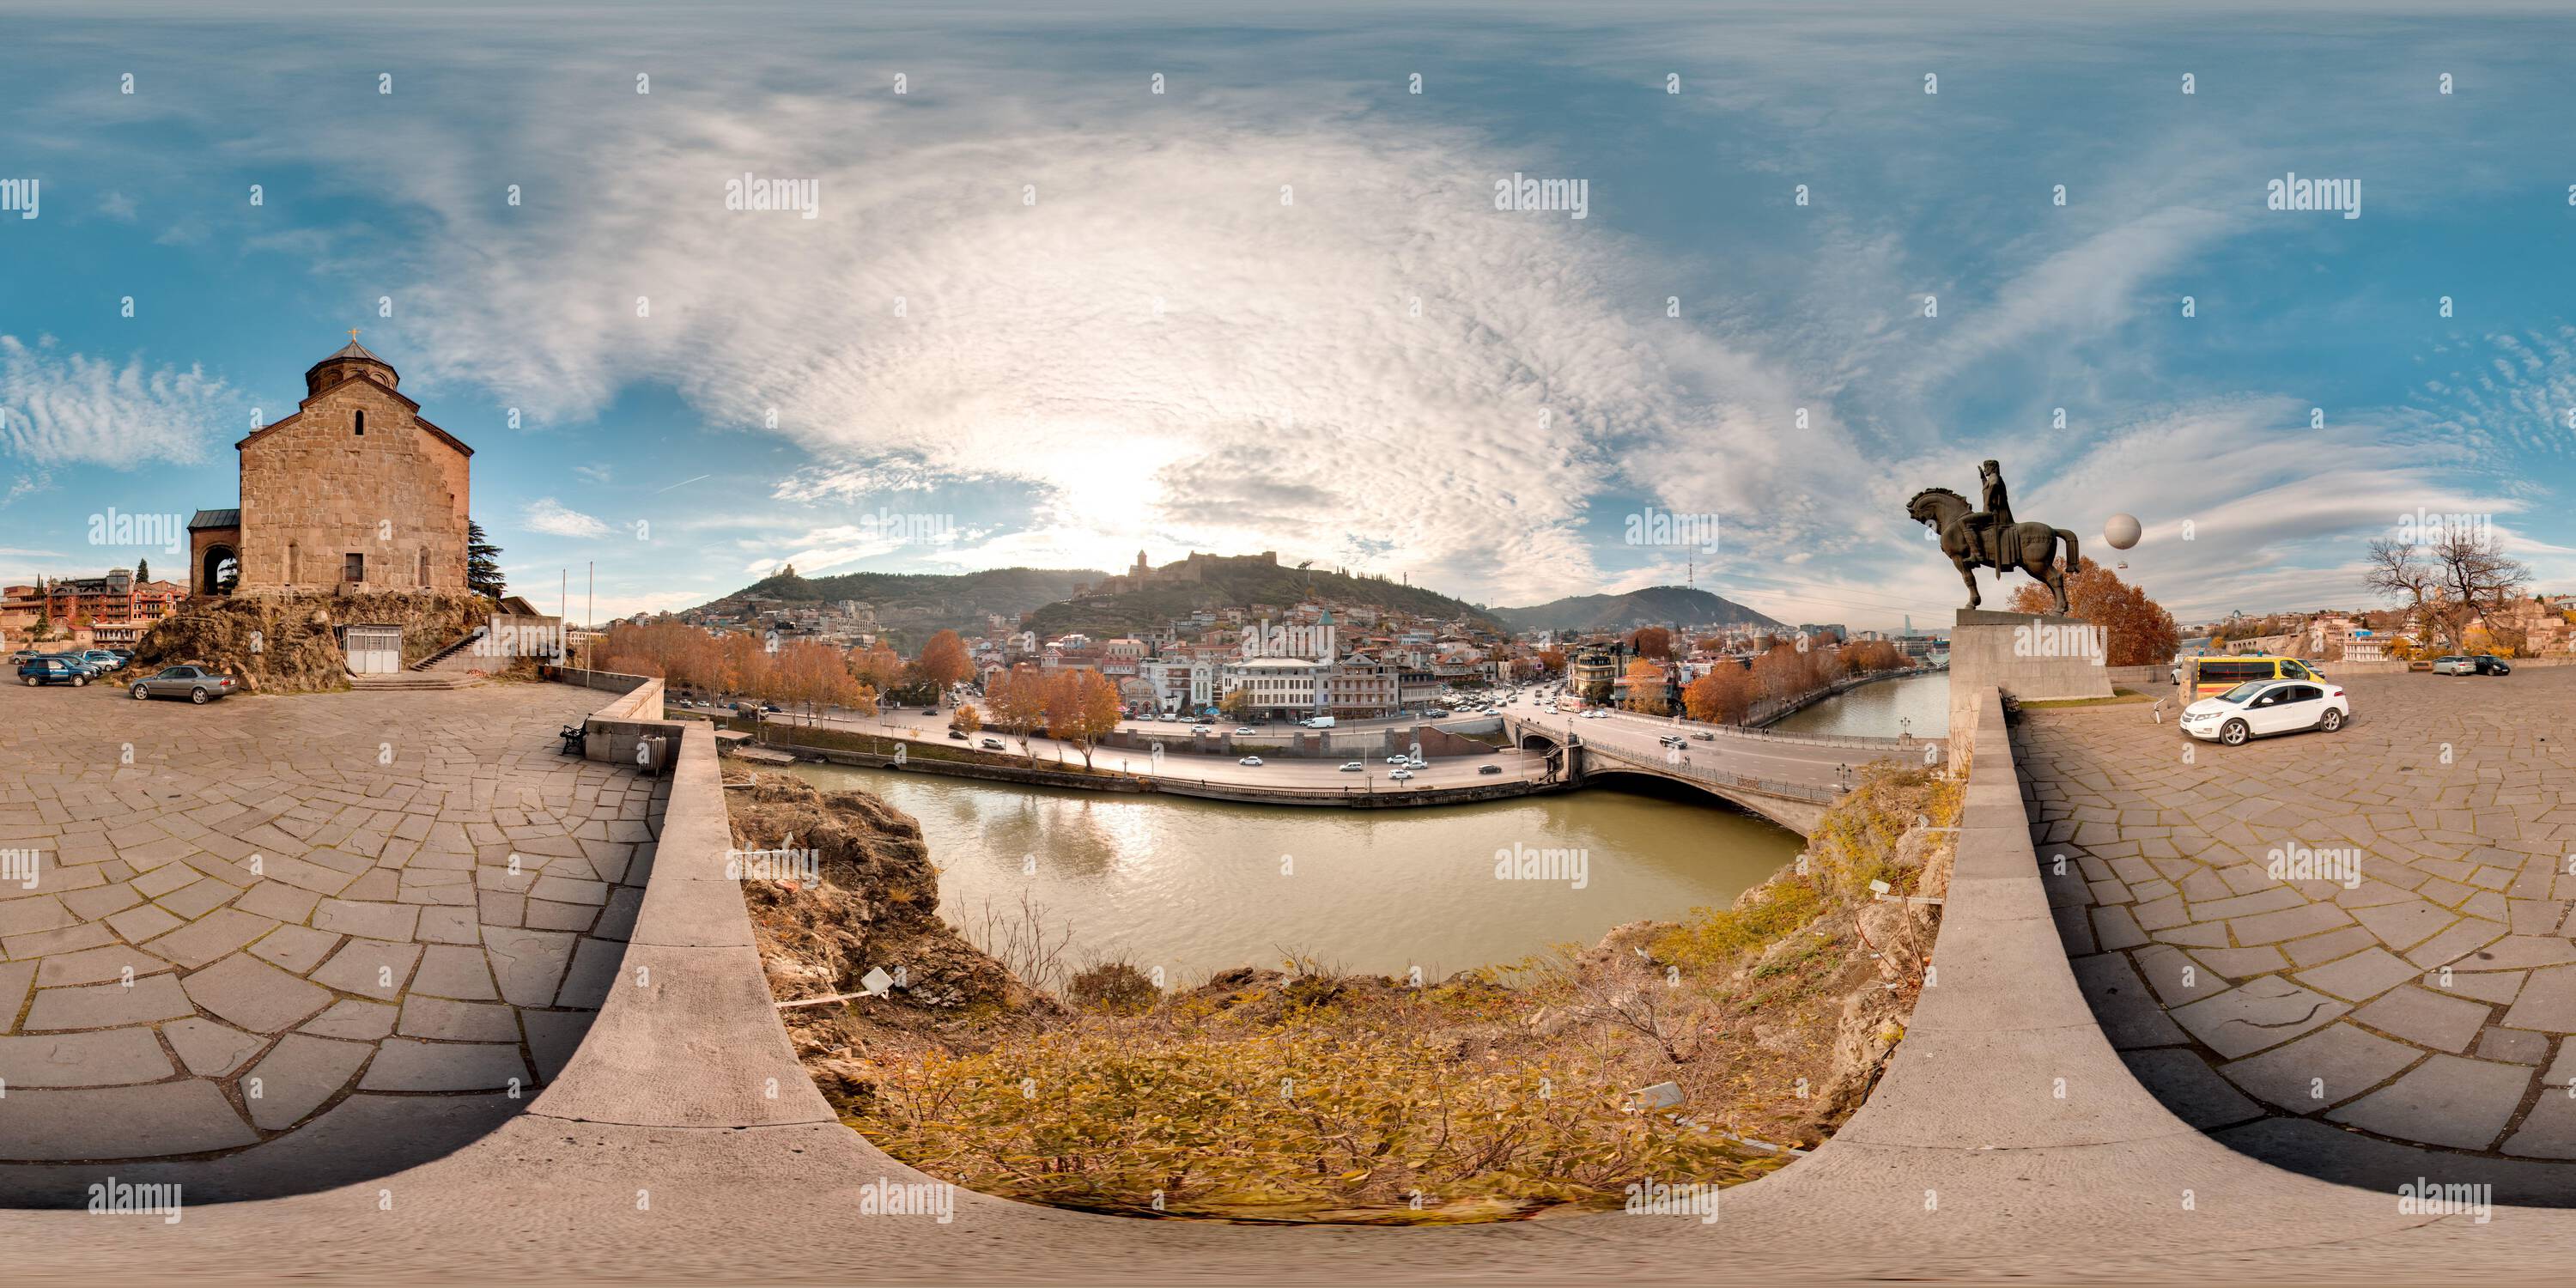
1023,550,1498,637
1493,585,1783,635
691,566,1102,641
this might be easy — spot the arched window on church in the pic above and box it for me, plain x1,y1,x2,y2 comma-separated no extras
418,550,429,586
355,410,366,436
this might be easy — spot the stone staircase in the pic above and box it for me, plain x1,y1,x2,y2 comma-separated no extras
410,625,487,672
350,671,480,691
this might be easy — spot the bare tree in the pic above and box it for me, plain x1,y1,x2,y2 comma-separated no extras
2363,538,2442,647
2432,525,2530,651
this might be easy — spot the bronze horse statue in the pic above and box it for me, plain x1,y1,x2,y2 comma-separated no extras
1906,486,2080,613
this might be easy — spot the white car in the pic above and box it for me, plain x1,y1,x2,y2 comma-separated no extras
1234,726,1258,735
1339,761,1364,772
1386,754,1409,765
1406,756,1427,769
1239,756,1264,767
2180,678,2349,745
1389,768,1413,781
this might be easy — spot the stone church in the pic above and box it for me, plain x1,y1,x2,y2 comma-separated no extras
190,337,472,597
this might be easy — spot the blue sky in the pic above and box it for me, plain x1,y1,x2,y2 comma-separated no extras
5,1,2575,628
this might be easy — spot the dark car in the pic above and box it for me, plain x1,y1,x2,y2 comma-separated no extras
1478,763,1504,775
20,658,92,686
2475,654,2512,675
130,665,237,703
920,708,939,715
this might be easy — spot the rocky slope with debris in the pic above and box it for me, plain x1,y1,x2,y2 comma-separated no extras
130,590,493,694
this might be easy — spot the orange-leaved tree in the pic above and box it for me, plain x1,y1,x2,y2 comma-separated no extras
2008,557,2181,666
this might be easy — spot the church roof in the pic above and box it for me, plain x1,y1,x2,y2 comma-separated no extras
309,338,387,372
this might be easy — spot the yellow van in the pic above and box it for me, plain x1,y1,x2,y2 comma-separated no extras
2188,655,2326,700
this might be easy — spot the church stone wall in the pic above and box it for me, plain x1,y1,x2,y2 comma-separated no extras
236,377,470,594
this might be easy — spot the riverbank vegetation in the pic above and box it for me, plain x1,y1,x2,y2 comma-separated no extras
727,762,1959,1224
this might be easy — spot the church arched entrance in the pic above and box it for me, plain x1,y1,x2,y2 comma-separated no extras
200,544,240,596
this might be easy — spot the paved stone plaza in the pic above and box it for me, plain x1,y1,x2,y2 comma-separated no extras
2022,667,2576,1195
0,680,659,1182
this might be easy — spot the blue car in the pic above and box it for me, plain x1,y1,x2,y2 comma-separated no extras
19,657,93,687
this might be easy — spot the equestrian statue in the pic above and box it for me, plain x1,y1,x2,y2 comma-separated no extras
1905,459,2080,614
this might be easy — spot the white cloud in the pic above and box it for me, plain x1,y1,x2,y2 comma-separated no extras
0,337,230,468
523,496,612,538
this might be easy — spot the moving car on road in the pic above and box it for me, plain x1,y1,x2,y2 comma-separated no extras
2180,678,2348,745
1478,763,1503,775
130,665,236,704
1339,761,1364,771
979,737,1004,750
1238,756,1263,767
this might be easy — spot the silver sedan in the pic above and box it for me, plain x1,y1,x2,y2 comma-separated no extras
130,665,239,704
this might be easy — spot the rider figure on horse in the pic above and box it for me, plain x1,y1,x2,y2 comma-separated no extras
1961,459,2014,569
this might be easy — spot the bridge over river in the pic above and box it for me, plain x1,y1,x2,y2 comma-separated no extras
1505,707,1948,835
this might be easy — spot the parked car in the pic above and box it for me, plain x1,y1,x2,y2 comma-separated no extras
2179,678,2349,745
18,657,90,687
81,650,125,671
2433,654,2512,676
130,665,236,704
8,648,42,665
1239,756,1264,767
1478,763,1503,775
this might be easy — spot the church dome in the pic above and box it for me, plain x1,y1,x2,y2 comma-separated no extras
305,337,398,395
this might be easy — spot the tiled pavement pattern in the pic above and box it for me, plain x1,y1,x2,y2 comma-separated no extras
2020,668,2576,1177
0,682,660,1163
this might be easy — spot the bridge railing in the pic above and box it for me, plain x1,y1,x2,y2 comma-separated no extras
1507,714,1946,755
1577,742,1847,804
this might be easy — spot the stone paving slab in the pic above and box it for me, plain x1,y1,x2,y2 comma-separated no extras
2022,668,2576,1170
0,683,661,1163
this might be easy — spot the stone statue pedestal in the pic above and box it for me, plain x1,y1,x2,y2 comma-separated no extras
1948,608,2113,731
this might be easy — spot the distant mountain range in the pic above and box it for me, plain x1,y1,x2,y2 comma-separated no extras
1492,586,1783,635
1024,559,1497,637
693,565,1775,645
691,566,1102,641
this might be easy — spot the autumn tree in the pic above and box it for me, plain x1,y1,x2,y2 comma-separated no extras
2008,556,2181,666
1047,670,1124,769
1218,686,1255,720
950,702,984,734
1619,659,1670,715
1626,626,1673,660
987,665,1050,760
916,629,972,695
849,642,906,695
1536,647,1567,675
1683,665,1758,726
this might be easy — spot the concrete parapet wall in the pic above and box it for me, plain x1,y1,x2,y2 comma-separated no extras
532,687,832,1129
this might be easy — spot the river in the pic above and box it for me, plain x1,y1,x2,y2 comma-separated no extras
783,761,1801,983
1770,671,1951,738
